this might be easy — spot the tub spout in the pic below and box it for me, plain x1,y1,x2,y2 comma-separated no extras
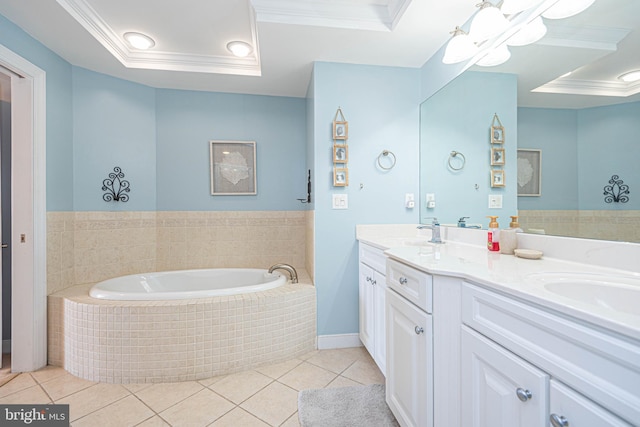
268,263,298,284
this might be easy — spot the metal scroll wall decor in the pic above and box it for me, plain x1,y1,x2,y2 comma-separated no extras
102,166,130,202
332,107,349,187
603,175,629,203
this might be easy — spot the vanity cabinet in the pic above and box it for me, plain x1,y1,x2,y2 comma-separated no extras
358,243,387,374
385,259,434,427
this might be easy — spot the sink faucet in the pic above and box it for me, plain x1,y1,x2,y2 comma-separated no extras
268,263,298,284
417,217,443,244
458,216,470,227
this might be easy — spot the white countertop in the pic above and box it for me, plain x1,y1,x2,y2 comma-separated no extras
356,225,640,342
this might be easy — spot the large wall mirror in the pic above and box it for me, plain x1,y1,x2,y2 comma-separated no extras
420,0,640,242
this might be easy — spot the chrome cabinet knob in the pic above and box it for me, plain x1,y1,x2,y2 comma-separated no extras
399,277,408,285
366,276,371,282
550,414,569,427
371,279,377,286
516,388,532,402
414,326,424,335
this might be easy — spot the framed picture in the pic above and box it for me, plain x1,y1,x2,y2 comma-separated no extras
491,169,505,188
517,149,541,196
210,140,257,195
491,147,505,166
491,126,504,144
333,144,348,163
333,121,348,140
333,167,348,187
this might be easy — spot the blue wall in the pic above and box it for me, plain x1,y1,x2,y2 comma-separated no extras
312,62,420,336
420,71,518,228
0,14,74,211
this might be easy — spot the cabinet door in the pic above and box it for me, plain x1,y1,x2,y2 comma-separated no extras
386,288,433,427
373,270,386,375
461,326,548,427
549,380,633,427
359,263,375,353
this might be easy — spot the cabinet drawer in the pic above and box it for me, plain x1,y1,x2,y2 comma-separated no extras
359,243,386,273
386,259,432,313
462,283,640,424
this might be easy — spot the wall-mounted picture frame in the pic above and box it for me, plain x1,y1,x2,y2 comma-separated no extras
491,169,505,188
333,167,348,187
491,126,505,144
210,140,257,195
333,121,348,140
517,148,542,196
491,147,505,166
333,144,348,163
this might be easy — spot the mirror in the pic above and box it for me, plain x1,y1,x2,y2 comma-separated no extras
420,0,640,243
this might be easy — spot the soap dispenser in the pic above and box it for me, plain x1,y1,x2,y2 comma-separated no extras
500,216,521,255
486,216,500,252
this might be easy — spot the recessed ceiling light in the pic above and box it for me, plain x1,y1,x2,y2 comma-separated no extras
618,70,640,83
123,32,155,50
227,41,253,58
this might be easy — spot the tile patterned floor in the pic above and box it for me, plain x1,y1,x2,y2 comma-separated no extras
0,347,385,426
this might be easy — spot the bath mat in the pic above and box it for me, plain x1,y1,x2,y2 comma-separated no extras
298,384,399,427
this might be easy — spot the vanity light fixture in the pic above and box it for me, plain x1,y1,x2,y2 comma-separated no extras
542,0,595,19
442,27,479,64
469,1,510,42
506,16,547,46
226,41,253,58
476,44,511,67
123,32,155,50
618,70,640,83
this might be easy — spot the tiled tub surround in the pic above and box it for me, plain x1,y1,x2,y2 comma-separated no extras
48,273,316,383
46,211,308,295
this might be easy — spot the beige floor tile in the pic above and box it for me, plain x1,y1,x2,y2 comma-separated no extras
31,365,68,384
0,373,37,398
136,415,170,426
0,384,51,404
196,375,224,388
57,383,131,421
73,395,154,427
240,382,298,426
305,348,363,374
210,407,270,427
123,383,153,394
39,372,96,401
280,412,301,427
340,358,385,385
135,381,204,413
325,375,361,388
208,370,273,404
297,350,319,361
255,359,303,380
159,388,234,426
277,362,337,391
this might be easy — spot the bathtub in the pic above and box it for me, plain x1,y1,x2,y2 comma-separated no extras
89,268,287,300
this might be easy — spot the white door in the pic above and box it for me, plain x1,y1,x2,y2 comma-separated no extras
386,288,433,427
461,326,549,427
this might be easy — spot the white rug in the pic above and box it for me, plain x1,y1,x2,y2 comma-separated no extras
298,384,399,427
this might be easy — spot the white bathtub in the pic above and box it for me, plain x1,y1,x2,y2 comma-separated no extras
89,268,287,300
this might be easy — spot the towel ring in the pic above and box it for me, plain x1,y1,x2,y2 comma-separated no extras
448,151,466,171
377,150,397,170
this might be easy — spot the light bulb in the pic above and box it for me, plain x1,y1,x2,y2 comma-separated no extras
469,1,509,42
442,28,479,64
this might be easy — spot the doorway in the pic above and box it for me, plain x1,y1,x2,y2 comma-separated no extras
0,71,12,369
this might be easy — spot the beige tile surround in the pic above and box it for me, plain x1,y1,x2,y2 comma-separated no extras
47,210,310,295
518,210,640,242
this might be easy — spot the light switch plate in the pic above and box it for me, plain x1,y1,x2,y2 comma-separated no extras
332,194,348,209
488,194,503,209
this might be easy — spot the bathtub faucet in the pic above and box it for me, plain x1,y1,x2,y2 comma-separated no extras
268,263,298,284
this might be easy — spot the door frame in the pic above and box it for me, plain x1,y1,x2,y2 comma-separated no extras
0,43,47,372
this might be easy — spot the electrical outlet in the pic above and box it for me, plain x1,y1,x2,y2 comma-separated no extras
405,193,415,209
426,193,435,209
332,194,348,209
488,194,503,209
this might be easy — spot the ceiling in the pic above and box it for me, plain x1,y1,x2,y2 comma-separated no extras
0,0,638,107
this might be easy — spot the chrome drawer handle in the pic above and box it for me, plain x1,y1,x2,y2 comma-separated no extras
516,388,532,402
550,414,569,427
399,277,408,285
414,326,424,335
366,276,372,282
371,279,377,286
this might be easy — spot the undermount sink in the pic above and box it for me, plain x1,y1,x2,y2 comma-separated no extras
525,272,640,315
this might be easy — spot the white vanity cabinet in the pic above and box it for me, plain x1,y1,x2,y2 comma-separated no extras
385,258,434,427
358,243,387,374
461,282,638,427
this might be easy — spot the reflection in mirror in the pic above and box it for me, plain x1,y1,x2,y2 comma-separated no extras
420,0,640,243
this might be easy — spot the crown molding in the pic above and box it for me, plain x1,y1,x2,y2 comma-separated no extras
539,23,630,51
533,78,640,97
55,0,261,76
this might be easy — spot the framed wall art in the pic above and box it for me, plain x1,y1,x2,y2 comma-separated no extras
333,167,348,187
491,113,505,144
491,169,505,188
333,121,348,140
517,149,541,196
333,144,348,163
491,147,505,166
210,140,257,195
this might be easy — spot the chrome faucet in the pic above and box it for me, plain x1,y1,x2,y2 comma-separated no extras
268,263,298,284
417,217,443,244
